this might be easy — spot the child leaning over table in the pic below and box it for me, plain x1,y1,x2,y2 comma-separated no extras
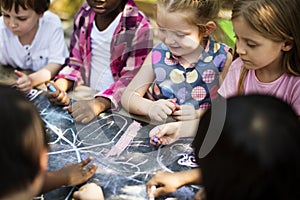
0,84,99,200
0,0,68,93
46,0,153,124
146,94,300,200
147,0,300,146
121,0,232,124
218,0,300,116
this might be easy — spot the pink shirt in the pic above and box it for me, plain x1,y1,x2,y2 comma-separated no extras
218,58,300,115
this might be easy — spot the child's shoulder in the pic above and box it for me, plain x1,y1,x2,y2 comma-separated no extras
225,57,243,74
42,11,62,25
208,36,232,54
0,16,6,30
153,43,168,51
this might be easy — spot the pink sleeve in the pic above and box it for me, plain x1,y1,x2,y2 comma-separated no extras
290,79,300,116
218,58,243,98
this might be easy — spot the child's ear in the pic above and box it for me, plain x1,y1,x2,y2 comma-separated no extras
282,40,293,52
38,13,44,19
203,21,217,37
40,148,48,172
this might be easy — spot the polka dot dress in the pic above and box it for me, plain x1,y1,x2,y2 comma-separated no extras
151,36,230,110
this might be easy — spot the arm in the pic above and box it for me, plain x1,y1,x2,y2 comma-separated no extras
96,17,153,108
54,7,89,87
40,157,97,194
47,9,89,105
29,63,61,86
219,52,233,85
149,119,200,145
121,52,155,115
146,169,202,198
14,63,62,93
121,52,176,122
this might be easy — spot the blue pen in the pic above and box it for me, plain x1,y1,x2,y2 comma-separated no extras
47,84,56,92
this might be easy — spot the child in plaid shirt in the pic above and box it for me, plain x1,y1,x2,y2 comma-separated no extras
47,0,152,124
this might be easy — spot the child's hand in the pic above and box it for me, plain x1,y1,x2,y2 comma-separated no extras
46,82,70,106
148,99,176,122
66,98,108,124
72,183,104,200
146,171,182,198
59,157,98,187
149,122,181,145
14,70,33,93
194,188,206,200
172,104,199,121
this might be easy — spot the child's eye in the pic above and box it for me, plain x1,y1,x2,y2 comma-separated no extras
17,17,27,21
175,32,185,37
158,28,166,32
247,43,257,48
2,14,10,18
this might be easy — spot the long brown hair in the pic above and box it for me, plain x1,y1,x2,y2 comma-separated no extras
232,0,300,93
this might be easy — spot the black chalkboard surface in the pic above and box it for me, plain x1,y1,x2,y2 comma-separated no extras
32,92,198,200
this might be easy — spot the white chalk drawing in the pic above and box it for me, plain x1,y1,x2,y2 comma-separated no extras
33,93,198,200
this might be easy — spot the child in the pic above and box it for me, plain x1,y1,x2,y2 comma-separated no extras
146,94,300,199
0,84,99,200
0,0,68,93
46,0,153,124
149,0,300,146
218,0,300,116
121,0,232,123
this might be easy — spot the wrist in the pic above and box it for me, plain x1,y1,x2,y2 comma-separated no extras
94,97,111,113
27,74,35,88
56,168,70,186
147,101,155,117
55,78,72,92
180,168,202,185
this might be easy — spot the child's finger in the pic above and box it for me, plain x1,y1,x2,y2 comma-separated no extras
14,70,25,78
79,157,93,167
46,82,58,93
172,109,182,116
167,98,178,111
149,125,164,137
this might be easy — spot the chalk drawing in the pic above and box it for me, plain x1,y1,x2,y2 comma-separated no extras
32,92,198,200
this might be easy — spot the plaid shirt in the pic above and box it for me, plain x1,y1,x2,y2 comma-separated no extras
55,0,153,108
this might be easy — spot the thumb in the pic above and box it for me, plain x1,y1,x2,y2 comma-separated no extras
72,191,81,199
150,124,168,138
149,125,163,137
167,98,177,111
14,70,25,78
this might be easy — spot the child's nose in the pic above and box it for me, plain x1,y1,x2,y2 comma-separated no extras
235,42,246,55
164,32,176,45
9,19,18,28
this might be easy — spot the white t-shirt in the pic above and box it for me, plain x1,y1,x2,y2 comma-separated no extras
89,13,121,91
0,11,68,71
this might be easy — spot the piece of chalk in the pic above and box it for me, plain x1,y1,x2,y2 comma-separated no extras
150,185,156,193
149,185,156,200
153,137,159,144
47,84,56,92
